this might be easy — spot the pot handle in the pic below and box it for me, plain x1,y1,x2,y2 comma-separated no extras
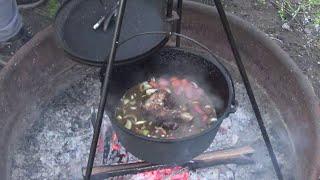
118,31,228,70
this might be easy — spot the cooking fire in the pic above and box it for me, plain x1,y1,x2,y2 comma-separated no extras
10,70,294,179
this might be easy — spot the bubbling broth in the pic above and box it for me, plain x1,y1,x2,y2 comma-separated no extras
115,76,218,139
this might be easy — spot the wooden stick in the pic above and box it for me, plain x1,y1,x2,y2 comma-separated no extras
83,146,255,179
194,146,255,162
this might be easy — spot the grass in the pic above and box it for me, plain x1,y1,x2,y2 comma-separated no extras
272,0,320,26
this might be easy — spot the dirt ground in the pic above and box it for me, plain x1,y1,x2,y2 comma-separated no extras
196,0,320,98
1,0,319,97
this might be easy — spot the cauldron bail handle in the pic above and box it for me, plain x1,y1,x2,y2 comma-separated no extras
118,31,234,75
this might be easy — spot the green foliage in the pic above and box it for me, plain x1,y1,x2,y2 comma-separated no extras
314,11,320,25
309,0,320,5
257,0,267,5
48,0,59,18
278,3,287,21
275,0,320,26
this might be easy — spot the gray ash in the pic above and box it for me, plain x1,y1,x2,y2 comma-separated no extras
10,69,294,179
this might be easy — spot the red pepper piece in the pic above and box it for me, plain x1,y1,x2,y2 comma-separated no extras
171,79,181,87
201,114,209,122
193,103,205,115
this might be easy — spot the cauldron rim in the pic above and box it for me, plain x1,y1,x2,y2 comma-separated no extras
109,47,236,143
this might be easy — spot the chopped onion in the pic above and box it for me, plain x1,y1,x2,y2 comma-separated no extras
180,112,194,122
192,101,200,104
129,100,136,105
210,117,218,122
123,99,130,105
146,89,158,95
116,115,122,120
191,82,199,88
135,121,147,125
164,88,172,94
140,82,152,91
130,106,137,110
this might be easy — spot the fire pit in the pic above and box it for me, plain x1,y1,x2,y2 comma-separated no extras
0,1,319,179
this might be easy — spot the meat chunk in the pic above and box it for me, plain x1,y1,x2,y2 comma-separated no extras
142,89,175,122
143,90,166,111
141,89,194,130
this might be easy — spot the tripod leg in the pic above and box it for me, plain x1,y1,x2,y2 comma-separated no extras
84,0,127,179
212,0,283,179
176,0,183,47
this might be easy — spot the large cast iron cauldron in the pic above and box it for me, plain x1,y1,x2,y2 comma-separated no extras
105,47,236,164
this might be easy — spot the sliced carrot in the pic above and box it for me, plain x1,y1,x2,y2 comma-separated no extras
171,79,181,87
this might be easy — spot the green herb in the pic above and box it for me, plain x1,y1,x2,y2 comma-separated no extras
141,130,150,136
125,120,132,129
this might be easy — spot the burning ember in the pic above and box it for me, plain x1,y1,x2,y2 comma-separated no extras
10,71,294,179
132,167,189,180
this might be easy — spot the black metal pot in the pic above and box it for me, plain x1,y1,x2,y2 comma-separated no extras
106,47,236,165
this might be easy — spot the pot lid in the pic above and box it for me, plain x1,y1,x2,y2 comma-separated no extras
54,0,171,66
